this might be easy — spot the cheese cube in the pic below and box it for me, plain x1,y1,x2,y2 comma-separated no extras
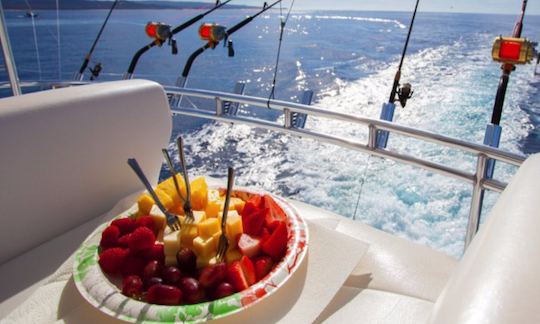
226,211,243,248
196,256,218,269
205,189,222,218
165,255,178,266
232,198,245,214
149,205,166,232
190,177,208,210
225,249,243,263
137,193,155,216
180,225,198,248
163,228,181,256
198,218,221,239
156,229,164,243
193,236,217,258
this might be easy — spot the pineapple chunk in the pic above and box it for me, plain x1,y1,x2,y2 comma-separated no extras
198,218,221,240
149,205,166,232
193,236,217,258
163,228,181,257
137,193,155,216
190,177,208,210
226,211,243,248
225,249,243,263
157,174,186,207
138,189,175,214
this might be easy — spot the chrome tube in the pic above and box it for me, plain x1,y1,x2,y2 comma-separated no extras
0,1,21,96
465,154,488,249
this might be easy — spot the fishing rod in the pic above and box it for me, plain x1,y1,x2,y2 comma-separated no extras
376,0,419,149
483,0,535,179
123,0,232,80
176,0,282,88
74,0,119,81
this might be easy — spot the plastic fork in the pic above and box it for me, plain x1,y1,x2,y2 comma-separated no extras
161,148,193,224
127,158,181,231
176,136,195,222
216,167,235,262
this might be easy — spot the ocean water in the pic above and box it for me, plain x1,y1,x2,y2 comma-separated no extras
4,9,540,257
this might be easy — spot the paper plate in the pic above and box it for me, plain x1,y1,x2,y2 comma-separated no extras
73,187,308,323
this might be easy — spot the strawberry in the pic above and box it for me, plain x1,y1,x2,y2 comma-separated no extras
129,227,155,252
111,218,137,236
240,256,256,286
262,221,288,261
260,228,271,243
198,263,227,289
227,261,249,292
254,256,274,281
100,225,120,249
241,195,264,217
238,233,261,258
263,195,286,229
242,208,265,236
99,247,129,275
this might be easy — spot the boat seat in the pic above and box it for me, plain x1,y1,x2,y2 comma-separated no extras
0,80,171,316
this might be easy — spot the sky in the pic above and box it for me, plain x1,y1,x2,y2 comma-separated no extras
154,0,540,15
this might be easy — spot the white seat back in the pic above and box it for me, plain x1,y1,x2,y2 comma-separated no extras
0,80,171,264
429,153,540,324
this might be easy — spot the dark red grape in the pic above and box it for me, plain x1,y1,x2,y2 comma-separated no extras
162,266,182,285
146,284,183,305
213,282,235,299
144,277,163,290
198,263,226,289
176,248,197,274
179,277,205,304
142,260,162,281
122,275,143,298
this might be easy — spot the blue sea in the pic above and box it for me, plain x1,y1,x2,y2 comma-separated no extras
4,9,540,257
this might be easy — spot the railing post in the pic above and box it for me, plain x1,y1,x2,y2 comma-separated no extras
216,98,223,116
284,108,292,128
368,124,377,149
464,153,488,250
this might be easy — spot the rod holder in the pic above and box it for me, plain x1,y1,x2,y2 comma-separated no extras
376,102,396,148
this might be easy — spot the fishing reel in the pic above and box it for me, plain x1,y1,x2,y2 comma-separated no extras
146,22,178,55
199,23,227,49
397,83,413,108
89,62,102,81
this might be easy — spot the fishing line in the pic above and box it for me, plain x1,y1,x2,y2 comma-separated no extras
24,0,42,80
352,155,372,220
266,0,295,108
55,0,61,80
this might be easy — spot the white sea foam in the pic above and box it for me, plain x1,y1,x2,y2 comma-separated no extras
301,15,407,29
174,33,535,258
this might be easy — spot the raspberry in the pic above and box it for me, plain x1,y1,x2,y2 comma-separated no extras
111,218,137,236
100,225,120,249
144,244,165,263
118,233,131,248
129,227,156,252
121,254,146,277
99,248,129,275
136,215,155,233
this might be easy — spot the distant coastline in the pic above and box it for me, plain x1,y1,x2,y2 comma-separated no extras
5,0,256,10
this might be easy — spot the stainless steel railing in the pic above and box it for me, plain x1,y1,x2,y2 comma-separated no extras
166,86,527,251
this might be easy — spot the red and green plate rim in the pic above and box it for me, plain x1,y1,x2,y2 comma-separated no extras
73,186,309,323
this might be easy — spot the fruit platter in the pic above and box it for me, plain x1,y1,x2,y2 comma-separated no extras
73,172,308,323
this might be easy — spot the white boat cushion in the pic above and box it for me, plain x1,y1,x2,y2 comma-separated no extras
429,153,540,324
0,80,171,265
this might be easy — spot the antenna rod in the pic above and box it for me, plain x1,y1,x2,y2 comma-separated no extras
388,0,420,104
124,0,232,79
490,0,527,125
180,0,282,80
75,0,119,81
